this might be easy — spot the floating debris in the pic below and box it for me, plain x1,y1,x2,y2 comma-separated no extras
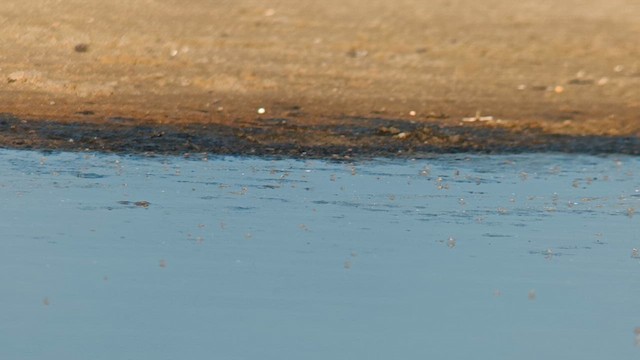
447,236,456,248
42,297,50,306
159,259,167,268
627,208,635,218
134,201,150,208
544,248,553,260
528,289,537,301
117,200,150,208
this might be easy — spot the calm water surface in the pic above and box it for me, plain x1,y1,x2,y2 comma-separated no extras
1,150,639,359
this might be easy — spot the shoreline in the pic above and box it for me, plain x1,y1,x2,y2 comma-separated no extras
2,114,638,159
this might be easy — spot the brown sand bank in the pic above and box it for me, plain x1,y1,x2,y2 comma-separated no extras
0,0,639,157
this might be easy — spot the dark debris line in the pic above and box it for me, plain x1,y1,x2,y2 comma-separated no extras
0,113,638,158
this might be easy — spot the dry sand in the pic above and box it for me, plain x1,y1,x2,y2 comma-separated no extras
0,0,638,156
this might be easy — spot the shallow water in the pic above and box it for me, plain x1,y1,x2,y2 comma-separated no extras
1,150,639,359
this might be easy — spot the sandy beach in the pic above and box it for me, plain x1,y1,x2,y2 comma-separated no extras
0,0,638,156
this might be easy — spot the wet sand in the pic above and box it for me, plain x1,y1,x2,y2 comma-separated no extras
0,0,639,157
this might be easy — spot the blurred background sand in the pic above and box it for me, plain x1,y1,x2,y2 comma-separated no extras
0,0,638,140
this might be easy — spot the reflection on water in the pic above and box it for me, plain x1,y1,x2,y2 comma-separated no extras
0,150,639,359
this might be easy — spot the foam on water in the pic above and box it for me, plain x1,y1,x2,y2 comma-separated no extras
0,150,639,359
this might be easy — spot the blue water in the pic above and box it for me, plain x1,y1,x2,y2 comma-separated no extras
0,150,639,359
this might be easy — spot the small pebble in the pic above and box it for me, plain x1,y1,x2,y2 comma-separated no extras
74,43,89,53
